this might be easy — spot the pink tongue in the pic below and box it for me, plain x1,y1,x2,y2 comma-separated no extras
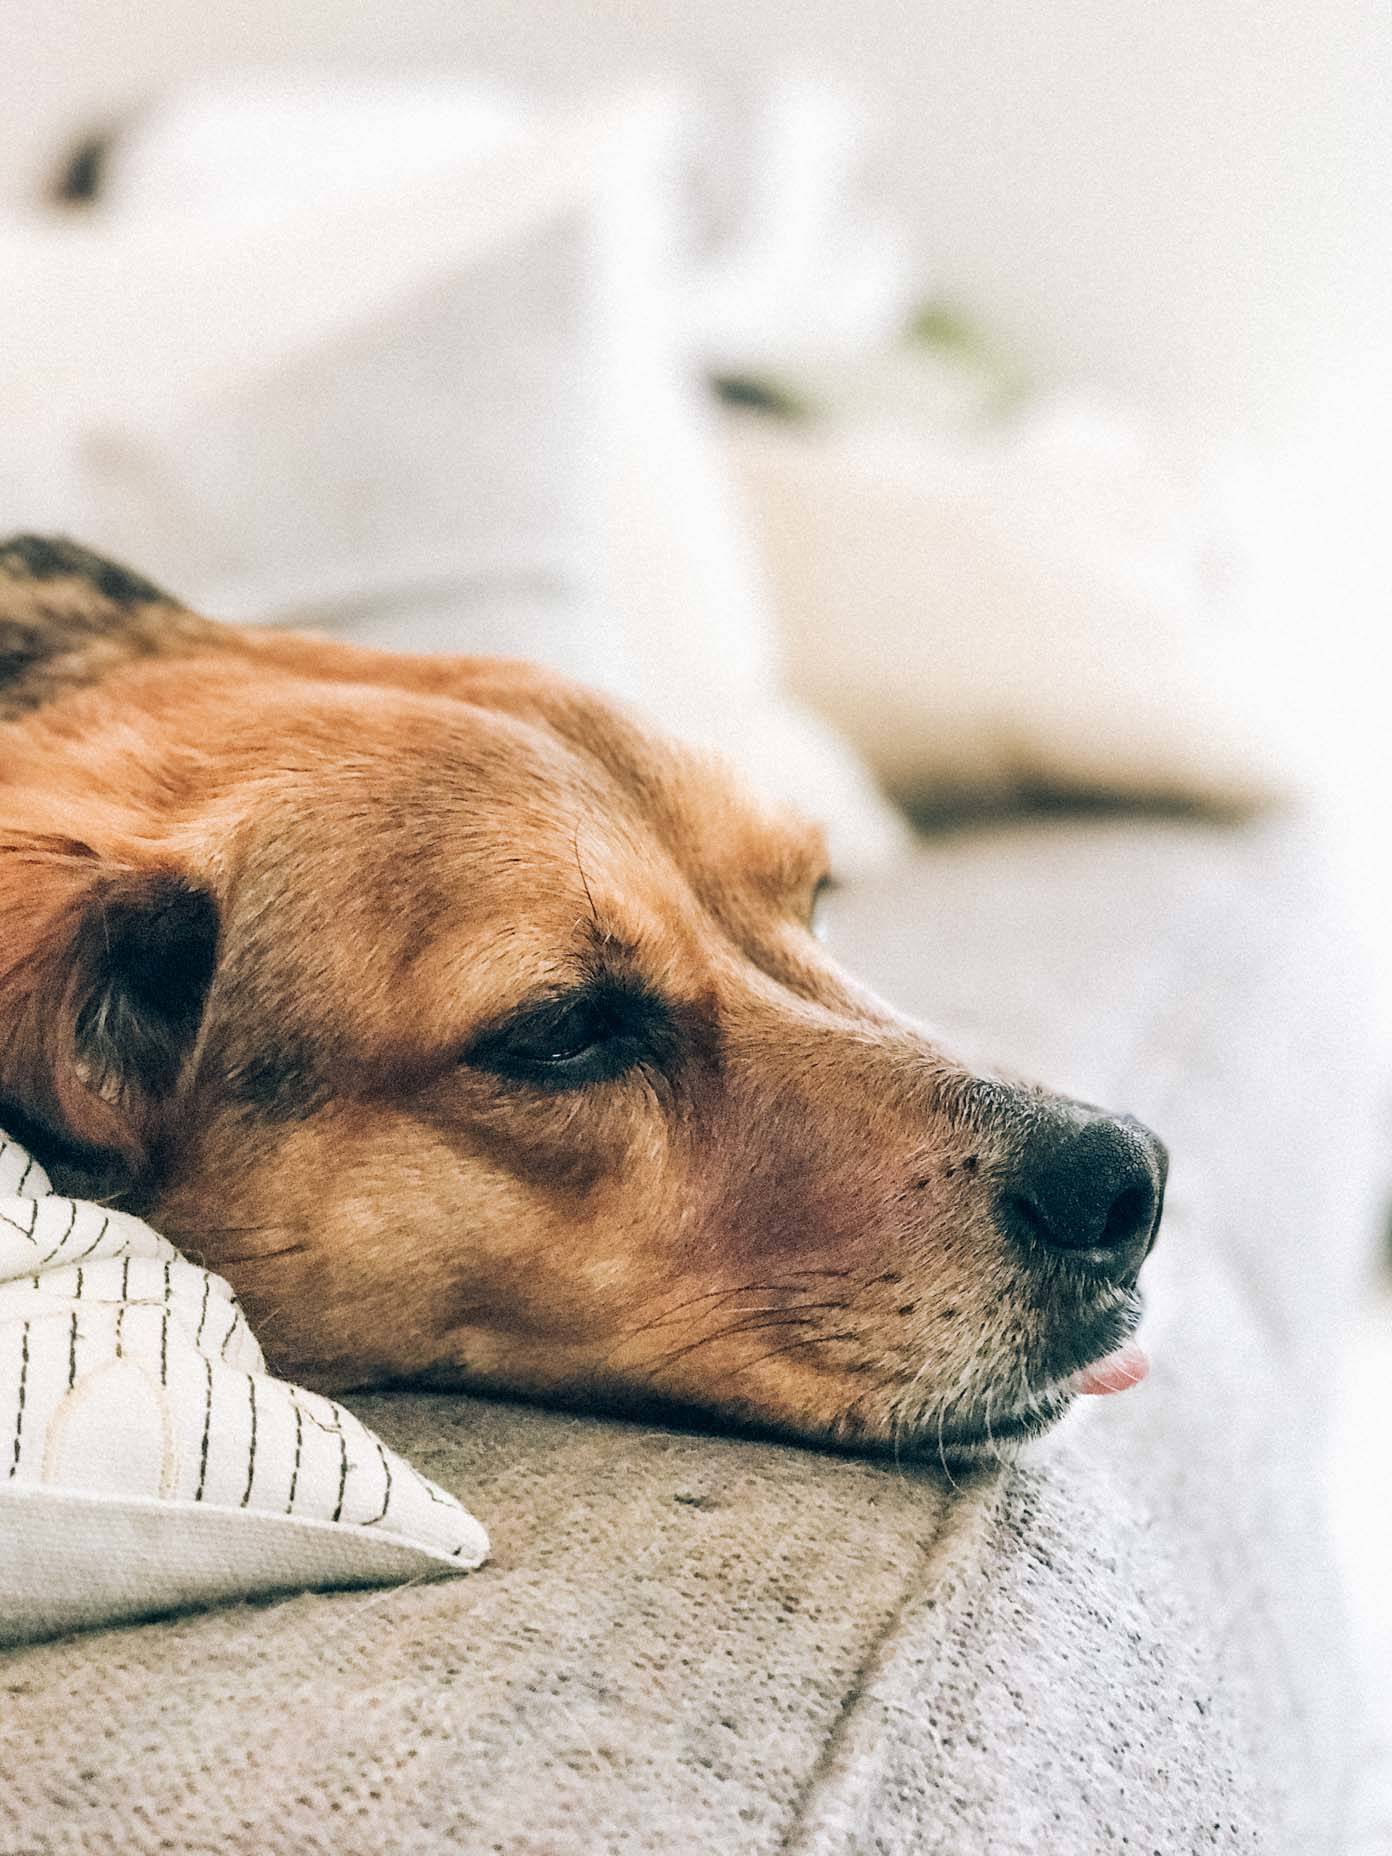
1073,1342,1149,1397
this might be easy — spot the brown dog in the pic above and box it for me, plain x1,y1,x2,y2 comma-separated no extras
0,535,1165,1464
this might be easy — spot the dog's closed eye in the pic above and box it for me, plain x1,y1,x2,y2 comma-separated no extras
464,983,672,1090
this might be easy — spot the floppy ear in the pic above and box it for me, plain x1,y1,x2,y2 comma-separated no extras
0,836,218,1184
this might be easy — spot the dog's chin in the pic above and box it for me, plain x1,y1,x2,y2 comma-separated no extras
888,1291,1148,1473
908,1391,1077,1473
922,1299,1149,1472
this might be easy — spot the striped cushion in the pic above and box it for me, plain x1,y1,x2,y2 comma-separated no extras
0,1130,487,1645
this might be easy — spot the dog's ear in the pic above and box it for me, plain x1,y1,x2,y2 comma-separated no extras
0,836,217,1183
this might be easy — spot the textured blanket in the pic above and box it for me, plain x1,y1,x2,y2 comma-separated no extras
0,815,1382,1856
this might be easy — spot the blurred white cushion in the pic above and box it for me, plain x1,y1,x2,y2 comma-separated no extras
51,99,626,688
0,78,903,872
0,1130,487,1648
727,404,1295,811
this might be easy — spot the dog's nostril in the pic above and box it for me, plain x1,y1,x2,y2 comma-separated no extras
997,1112,1165,1274
1101,1183,1153,1252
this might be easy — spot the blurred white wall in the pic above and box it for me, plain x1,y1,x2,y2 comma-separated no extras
7,0,1392,441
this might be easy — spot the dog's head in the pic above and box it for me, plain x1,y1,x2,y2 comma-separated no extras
0,537,1164,1464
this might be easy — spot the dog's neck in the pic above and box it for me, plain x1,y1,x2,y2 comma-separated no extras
0,534,220,724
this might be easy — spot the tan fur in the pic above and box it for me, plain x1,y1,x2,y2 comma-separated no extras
0,541,1151,1461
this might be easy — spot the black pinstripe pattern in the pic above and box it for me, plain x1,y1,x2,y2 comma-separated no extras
159,1261,172,1385
37,1198,78,1267
363,1439,393,1527
115,1257,129,1357
8,1324,30,1477
332,1430,349,1524
0,1202,38,1242
195,1356,213,1500
220,1301,245,1362
240,1379,258,1508
288,1401,304,1511
70,1213,110,1265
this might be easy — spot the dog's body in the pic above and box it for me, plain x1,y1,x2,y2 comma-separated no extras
0,535,1164,1462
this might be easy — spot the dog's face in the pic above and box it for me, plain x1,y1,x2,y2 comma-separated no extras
0,539,1165,1465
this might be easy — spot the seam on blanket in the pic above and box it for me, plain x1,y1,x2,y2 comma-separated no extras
775,1474,1003,1856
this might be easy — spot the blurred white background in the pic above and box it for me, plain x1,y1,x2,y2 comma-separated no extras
3,0,1391,1800
7,0,1392,431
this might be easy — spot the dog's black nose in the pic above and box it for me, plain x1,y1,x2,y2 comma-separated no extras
997,1110,1166,1278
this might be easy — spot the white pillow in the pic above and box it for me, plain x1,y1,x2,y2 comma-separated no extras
0,1130,487,1647
725,400,1296,813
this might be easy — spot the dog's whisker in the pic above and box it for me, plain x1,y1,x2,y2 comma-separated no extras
890,1345,940,1481
895,1381,917,1474
571,821,601,935
634,1297,832,1335
181,1223,281,1236
610,1280,848,1349
611,1279,800,1342
212,1243,309,1267
629,1300,853,1370
983,1384,1002,1469
737,1330,859,1374
630,1311,825,1375
935,1404,963,1494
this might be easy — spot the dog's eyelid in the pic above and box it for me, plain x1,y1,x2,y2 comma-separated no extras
461,977,670,1087
466,985,592,1052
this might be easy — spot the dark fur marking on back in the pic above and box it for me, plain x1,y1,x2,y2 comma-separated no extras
0,535,171,607
0,533,217,723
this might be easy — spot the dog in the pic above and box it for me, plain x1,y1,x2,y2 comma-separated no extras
0,534,1165,1465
